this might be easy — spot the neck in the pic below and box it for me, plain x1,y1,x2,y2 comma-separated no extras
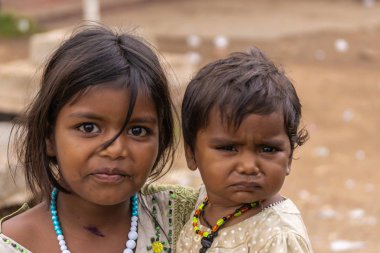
55,192,131,234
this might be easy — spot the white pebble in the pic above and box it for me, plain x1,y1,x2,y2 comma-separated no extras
342,109,353,122
330,240,365,251
355,150,365,160
319,207,336,219
213,35,229,49
298,189,310,200
348,208,365,219
186,34,202,48
313,146,330,158
186,52,202,65
345,179,356,189
335,39,349,53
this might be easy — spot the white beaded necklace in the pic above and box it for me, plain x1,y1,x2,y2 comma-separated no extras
50,188,139,253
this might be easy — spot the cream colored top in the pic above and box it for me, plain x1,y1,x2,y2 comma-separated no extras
177,188,313,253
0,184,199,253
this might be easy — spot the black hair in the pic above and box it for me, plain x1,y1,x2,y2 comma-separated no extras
14,25,176,202
182,47,308,156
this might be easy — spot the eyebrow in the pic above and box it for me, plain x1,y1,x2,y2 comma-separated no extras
68,112,103,120
128,116,158,124
209,137,287,147
208,137,240,145
68,112,157,124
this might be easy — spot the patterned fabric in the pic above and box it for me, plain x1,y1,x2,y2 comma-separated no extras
177,186,313,253
0,204,30,253
0,184,199,253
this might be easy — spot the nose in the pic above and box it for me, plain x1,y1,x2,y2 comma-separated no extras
99,134,128,160
237,151,260,175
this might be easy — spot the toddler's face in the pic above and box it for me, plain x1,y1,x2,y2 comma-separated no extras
186,108,291,207
46,83,159,205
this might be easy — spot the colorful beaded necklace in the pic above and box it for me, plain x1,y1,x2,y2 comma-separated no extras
192,196,259,253
50,188,139,253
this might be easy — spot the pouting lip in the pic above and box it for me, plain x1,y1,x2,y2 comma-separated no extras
230,181,262,189
90,168,129,177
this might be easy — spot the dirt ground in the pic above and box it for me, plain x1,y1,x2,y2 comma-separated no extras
1,0,380,252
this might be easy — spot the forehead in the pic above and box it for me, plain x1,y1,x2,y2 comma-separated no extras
62,84,157,120
203,107,285,134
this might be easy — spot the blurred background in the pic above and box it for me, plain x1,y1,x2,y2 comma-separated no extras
0,0,379,252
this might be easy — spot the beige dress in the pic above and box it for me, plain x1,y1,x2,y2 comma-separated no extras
0,184,199,253
177,187,313,253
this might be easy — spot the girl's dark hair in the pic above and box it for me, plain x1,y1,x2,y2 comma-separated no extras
14,25,176,202
182,47,308,156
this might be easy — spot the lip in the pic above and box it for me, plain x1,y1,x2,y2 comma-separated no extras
230,181,262,191
90,168,129,184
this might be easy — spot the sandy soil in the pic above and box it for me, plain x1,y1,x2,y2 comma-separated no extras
1,0,380,252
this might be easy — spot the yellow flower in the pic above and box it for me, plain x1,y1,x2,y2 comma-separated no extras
152,241,164,253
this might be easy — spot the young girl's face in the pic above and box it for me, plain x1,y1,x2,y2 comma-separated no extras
46,83,159,205
186,108,291,207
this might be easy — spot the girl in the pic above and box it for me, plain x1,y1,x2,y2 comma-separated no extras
0,25,198,253
177,48,313,252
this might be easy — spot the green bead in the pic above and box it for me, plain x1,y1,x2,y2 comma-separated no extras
216,218,224,226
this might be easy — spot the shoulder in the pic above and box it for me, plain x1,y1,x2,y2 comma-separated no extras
1,202,51,252
254,199,313,252
260,230,314,253
140,183,199,203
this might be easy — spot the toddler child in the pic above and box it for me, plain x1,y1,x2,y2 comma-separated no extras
177,47,313,253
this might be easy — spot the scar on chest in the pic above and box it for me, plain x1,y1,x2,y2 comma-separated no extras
83,225,105,237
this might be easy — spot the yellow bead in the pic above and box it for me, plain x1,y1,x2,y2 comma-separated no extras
216,218,224,226
234,211,242,217
152,241,164,253
203,231,209,237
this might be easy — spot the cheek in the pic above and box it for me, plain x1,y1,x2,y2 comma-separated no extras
139,142,159,173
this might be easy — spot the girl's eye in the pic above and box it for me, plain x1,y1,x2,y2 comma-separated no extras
128,127,148,137
78,123,99,133
261,146,277,153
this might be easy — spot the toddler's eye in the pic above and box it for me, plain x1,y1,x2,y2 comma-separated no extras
217,145,238,152
78,123,99,133
261,146,277,153
128,127,148,137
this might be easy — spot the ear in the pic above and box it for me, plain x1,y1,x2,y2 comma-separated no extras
184,144,197,171
286,159,292,175
45,131,56,157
